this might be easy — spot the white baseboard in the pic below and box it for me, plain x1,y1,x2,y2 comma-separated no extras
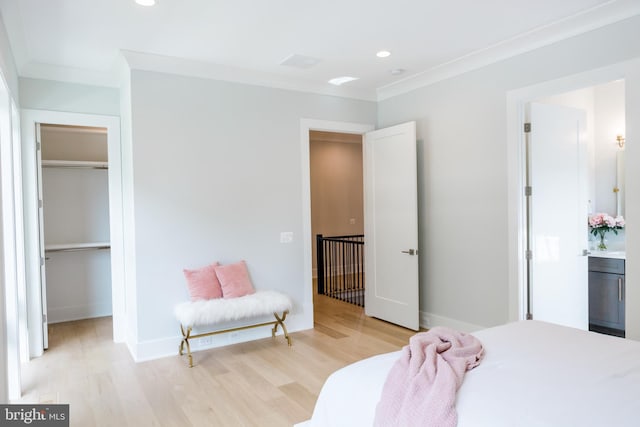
133,311,313,362
419,311,485,333
126,334,138,362
48,303,112,324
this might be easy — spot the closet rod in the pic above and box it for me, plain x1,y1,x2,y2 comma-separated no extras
41,160,108,169
42,164,108,170
45,245,110,253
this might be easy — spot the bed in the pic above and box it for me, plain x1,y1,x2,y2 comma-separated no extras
298,320,640,426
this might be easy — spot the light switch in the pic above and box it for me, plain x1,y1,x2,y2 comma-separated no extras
280,232,293,243
349,218,356,224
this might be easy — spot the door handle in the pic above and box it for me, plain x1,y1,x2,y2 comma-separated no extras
401,249,417,255
619,278,623,302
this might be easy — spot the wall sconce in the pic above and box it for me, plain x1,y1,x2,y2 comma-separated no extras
616,135,625,149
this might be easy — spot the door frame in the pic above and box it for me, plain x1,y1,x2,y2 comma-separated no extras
22,109,125,358
506,62,630,324
300,119,374,326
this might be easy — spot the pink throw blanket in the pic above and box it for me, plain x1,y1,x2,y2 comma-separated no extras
374,327,484,427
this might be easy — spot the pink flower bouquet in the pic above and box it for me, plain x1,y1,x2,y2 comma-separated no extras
588,213,624,250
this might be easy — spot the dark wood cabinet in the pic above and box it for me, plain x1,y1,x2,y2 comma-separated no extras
588,257,625,337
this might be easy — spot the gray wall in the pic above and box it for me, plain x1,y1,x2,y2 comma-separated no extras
378,14,640,333
19,78,119,116
128,70,376,353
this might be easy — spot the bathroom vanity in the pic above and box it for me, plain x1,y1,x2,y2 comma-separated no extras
588,252,625,338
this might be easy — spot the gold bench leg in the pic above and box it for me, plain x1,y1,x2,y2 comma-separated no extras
273,311,292,346
179,310,292,367
179,324,194,368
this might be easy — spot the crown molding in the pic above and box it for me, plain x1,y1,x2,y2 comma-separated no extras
376,0,640,101
15,52,378,102
120,50,377,102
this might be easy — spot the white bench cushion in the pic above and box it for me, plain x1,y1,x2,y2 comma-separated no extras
174,290,292,327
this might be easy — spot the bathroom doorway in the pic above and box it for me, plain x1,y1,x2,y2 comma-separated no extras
508,73,627,336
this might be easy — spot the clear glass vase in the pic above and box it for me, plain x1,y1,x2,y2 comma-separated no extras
597,231,608,251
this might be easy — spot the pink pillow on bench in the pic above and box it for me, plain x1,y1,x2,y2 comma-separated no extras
183,262,223,301
215,260,256,298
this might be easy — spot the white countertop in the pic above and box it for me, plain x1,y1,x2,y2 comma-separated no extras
589,250,625,260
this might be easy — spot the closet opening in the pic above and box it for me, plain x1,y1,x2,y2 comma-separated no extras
38,123,112,348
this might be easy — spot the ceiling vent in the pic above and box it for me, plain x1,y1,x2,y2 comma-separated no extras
280,54,321,69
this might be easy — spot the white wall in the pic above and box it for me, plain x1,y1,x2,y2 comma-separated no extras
0,12,18,98
128,69,376,359
40,126,112,323
118,66,138,357
0,10,19,404
377,14,640,333
593,81,625,216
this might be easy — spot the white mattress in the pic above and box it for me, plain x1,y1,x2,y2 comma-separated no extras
300,321,640,426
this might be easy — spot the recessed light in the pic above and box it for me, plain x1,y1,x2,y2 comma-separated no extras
135,0,156,6
328,76,359,86
376,50,391,58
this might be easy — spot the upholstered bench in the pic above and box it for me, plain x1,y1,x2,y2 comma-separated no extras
174,290,293,367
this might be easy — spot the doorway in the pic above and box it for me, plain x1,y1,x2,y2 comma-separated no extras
21,110,124,362
300,119,420,331
508,72,627,334
309,130,365,306
300,119,374,329
38,124,112,347
527,80,626,334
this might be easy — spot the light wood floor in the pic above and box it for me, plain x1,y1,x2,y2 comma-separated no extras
17,295,417,426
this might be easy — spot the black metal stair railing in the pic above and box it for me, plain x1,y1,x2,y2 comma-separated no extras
316,234,365,307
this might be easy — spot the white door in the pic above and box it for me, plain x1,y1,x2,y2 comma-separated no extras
364,121,419,330
35,123,49,348
530,103,588,330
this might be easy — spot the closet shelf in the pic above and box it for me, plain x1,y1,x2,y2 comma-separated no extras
42,160,108,169
45,242,110,253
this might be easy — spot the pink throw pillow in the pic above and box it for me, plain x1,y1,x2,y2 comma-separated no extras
215,260,256,298
183,262,223,301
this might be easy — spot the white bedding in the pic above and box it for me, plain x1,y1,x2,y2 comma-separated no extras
300,321,640,426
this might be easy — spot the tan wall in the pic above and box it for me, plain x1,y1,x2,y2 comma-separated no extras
309,131,364,272
40,124,107,161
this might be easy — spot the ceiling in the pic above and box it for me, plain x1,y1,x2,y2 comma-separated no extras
1,0,639,100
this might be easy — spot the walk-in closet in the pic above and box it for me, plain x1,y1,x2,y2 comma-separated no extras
39,124,112,331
